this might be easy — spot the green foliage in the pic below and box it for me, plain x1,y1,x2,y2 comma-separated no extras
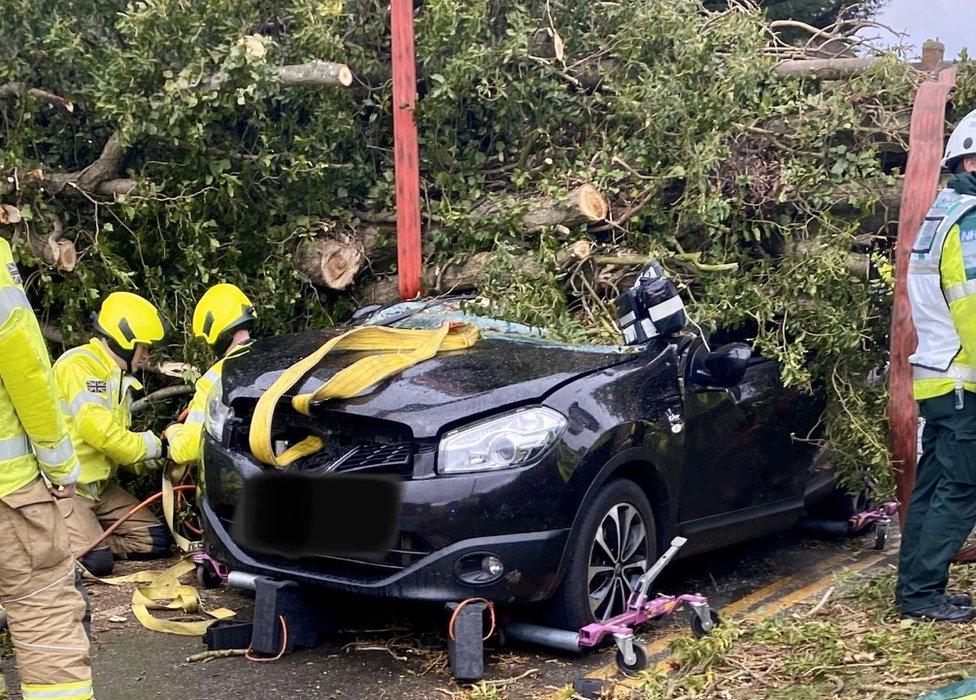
477,234,593,343
0,0,971,493
636,565,976,698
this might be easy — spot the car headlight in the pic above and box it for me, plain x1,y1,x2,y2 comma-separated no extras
438,407,567,474
204,377,233,440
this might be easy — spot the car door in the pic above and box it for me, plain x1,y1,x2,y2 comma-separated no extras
677,341,789,523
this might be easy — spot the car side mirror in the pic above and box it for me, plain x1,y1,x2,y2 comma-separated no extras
351,303,383,321
693,342,752,388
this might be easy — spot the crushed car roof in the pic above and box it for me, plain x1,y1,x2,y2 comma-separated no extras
364,299,640,355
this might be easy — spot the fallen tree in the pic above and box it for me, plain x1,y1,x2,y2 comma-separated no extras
2,0,973,496
296,185,608,290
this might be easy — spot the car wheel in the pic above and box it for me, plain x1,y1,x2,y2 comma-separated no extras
546,478,656,631
808,484,869,520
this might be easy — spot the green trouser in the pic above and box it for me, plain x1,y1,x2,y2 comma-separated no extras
897,391,976,613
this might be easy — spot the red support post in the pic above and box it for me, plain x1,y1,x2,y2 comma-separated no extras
889,66,956,528
390,0,422,300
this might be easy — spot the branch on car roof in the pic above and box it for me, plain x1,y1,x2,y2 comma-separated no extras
361,250,545,305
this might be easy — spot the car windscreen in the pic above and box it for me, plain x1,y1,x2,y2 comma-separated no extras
364,299,640,355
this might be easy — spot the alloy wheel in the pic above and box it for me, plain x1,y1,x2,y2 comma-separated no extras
587,501,649,621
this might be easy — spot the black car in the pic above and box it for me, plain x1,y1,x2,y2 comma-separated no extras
200,300,827,630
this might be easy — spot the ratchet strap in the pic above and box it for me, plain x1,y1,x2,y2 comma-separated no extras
87,558,235,636
249,321,479,467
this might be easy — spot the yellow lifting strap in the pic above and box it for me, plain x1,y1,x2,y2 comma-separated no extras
248,321,479,467
89,558,235,636
162,464,197,554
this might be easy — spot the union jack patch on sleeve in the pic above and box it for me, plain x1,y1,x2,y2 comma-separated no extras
6,262,21,286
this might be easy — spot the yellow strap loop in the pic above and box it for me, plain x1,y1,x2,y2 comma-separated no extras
91,558,235,636
249,322,479,467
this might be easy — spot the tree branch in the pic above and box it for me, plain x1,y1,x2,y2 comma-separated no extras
131,385,194,415
44,59,353,198
276,60,353,87
771,57,879,79
46,133,127,195
23,213,76,272
0,82,74,115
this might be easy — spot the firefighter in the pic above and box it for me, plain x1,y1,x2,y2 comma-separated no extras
0,237,94,699
898,108,976,622
53,292,171,577
165,283,255,465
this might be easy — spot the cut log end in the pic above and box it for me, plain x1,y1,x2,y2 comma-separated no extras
56,240,77,272
0,204,21,225
337,66,354,87
295,234,366,290
572,184,609,222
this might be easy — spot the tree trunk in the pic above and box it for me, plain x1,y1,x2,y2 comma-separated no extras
472,183,608,232
771,58,879,80
362,250,543,304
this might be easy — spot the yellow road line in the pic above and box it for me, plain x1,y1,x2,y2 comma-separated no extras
626,551,897,686
555,548,896,697
575,551,856,683
743,550,892,621
719,551,854,618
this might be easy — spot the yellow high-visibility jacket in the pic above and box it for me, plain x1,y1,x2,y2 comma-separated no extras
53,338,161,500
0,239,81,497
165,343,250,465
909,183,976,400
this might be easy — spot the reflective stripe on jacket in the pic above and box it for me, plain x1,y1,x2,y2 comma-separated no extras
0,239,81,496
909,187,976,400
165,342,250,464
53,338,161,499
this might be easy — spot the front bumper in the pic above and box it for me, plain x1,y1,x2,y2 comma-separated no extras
201,436,573,603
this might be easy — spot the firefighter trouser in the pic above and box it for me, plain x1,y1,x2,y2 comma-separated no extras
59,482,171,577
0,477,93,699
897,391,976,613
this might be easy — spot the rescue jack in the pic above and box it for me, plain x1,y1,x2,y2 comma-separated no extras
506,537,718,674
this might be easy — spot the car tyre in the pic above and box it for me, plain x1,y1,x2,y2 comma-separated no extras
808,485,869,520
546,478,656,631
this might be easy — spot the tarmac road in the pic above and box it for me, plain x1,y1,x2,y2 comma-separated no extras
82,527,896,700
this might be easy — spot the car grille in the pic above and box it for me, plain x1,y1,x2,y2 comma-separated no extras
227,404,417,477
302,442,414,475
316,442,415,475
